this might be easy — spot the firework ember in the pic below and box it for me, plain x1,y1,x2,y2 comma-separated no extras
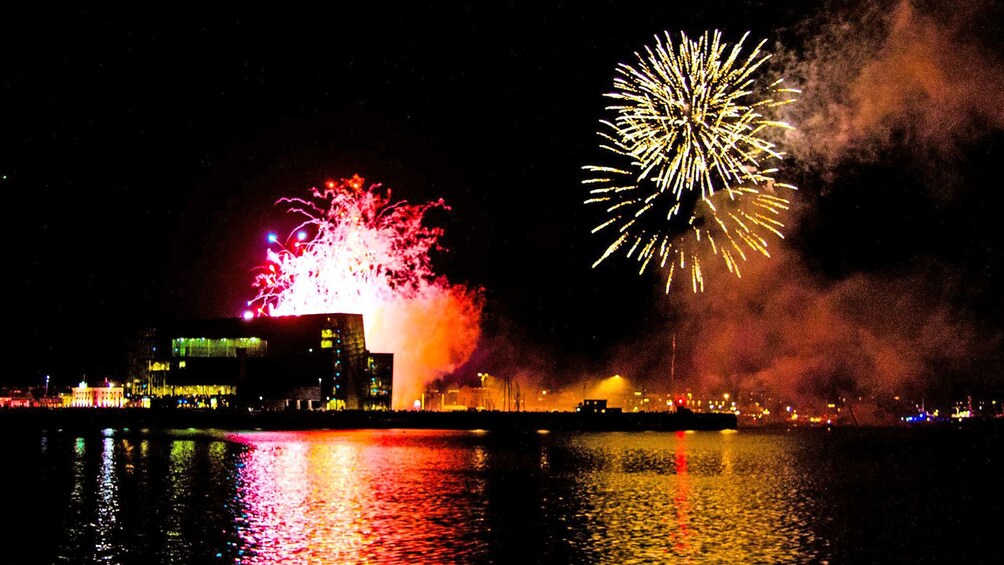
248,175,483,409
587,166,793,293
584,30,798,291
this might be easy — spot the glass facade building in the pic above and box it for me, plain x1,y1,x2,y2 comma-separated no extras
128,313,392,410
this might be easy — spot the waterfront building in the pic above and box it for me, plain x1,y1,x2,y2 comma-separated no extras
363,352,393,411
127,313,393,410
0,391,36,408
0,387,70,408
71,381,125,408
576,399,621,414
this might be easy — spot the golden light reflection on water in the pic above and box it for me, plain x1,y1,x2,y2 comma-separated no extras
671,430,692,553
561,430,820,563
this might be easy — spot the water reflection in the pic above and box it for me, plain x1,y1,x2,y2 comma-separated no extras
96,432,119,560
228,430,493,563
672,430,692,554
557,430,823,563
5,427,997,563
220,429,830,563
165,438,196,559
60,435,89,560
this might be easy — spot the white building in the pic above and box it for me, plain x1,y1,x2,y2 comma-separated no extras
71,381,125,408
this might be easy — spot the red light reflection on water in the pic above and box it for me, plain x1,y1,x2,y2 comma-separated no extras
226,430,486,563
671,430,692,552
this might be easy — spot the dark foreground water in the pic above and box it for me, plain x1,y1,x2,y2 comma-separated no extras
1,425,1000,564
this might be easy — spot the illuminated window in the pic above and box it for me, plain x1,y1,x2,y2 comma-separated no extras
171,337,267,358
148,361,172,372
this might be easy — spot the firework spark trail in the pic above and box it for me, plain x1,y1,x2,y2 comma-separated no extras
584,30,798,291
249,175,483,409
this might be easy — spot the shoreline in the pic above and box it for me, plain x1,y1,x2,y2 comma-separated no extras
4,408,999,434
0,407,738,432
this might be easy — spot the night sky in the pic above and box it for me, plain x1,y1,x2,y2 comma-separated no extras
3,1,1002,402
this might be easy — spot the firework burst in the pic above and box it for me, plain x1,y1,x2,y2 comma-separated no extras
589,170,792,293
249,174,451,315
584,30,799,290
249,175,483,409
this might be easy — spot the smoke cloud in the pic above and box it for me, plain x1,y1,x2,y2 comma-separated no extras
368,285,483,409
781,0,1004,168
461,250,997,412
665,250,995,408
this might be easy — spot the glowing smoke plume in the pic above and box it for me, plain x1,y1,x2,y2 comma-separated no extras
782,0,1004,168
669,252,992,412
249,175,483,409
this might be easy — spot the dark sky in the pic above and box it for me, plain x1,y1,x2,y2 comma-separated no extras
3,1,1002,400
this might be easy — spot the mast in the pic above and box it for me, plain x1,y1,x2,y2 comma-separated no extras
670,332,676,392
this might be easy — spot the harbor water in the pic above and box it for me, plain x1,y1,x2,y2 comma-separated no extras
2,425,1000,564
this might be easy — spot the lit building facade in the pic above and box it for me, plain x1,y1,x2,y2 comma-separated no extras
71,381,125,408
128,313,392,410
363,353,393,411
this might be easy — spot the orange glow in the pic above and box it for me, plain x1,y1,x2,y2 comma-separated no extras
587,375,629,405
